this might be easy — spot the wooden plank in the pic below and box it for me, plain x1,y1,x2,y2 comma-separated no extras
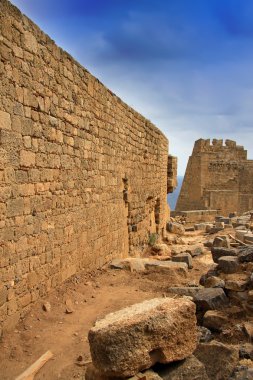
15,350,53,380
229,234,248,247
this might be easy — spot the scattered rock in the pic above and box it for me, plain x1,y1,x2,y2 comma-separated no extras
204,239,214,248
217,256,240,274
194,223,208,231
225,278,249,292
166,222,185,235
168,287,203,298
194,340,239,380
238,247,253,263
199,267,219,286
213,235,230,248
88,298,197,378
244,322,253,340
154,355,209,380
186,245,204,257
171,253,193,269
145,261,188,276
65,299,74,314
203,310,228,332
197,326,213,343
42,302,51,312
211,247,237,263
204,276,225,289
151,244,171,257
193,288,229,313
239,343,253,360
230,365,253,380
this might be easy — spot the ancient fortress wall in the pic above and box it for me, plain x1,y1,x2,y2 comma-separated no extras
0,0,170,333
176,138,253,215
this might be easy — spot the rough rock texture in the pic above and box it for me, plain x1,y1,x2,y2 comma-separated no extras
238,247,253,263
193,288,229,312
156,355,209,380
85,365,162,380
172,253,193,269
194,340,239,380
204,276,225,289
110,258,188,275
211,247,237,263
88,298,197,378
166,222,185,235
203,310,228,332
217,256,240,274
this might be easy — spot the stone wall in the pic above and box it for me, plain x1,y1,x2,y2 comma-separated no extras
0,0,170,334
176,138,253,215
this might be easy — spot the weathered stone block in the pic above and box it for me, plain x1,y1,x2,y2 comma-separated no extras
217,256,239,274
172,253,193,269
211,247,237,263
20,150,35,167
194,340,239,380
88,298,197,378
238,247,253,263
203,310,228,332
166,222,185,235
155,355,209,380
0,110,11,130
193,288,229,312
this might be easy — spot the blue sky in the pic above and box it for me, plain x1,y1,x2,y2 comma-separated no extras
10,0,253,174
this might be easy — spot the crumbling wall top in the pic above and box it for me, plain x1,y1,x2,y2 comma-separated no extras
193,138,247,157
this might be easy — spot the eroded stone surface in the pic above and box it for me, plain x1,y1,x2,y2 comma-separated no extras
88,298,197,378
194,340,239,380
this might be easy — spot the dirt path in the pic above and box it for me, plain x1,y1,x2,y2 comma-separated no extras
0,232,212,380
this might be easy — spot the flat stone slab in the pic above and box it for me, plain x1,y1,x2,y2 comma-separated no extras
168,286,203,297
88,298,197,378
110,258,188,275
172,253,193,269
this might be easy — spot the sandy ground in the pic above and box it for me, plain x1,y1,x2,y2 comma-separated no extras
0,231,245,380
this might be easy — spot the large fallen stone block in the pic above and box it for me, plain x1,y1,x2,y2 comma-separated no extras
211,247,237,263
155,355,209,380
193,288,229,312
88,298,197,378
194,340,239,380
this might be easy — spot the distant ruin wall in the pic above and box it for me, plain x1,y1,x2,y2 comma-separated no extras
176,138,253,216
0,0,170,334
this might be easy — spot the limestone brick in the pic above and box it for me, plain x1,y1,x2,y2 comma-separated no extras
0,110,11,130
